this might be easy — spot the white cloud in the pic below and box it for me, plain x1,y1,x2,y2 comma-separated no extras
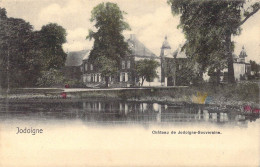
125,5,185,55
63,27,93,51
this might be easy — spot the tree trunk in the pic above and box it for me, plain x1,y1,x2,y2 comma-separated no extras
216,69,221,85
105,76,109,88
225,31,235,84
173,56,177,86
141,77,145,86
198,69,204,84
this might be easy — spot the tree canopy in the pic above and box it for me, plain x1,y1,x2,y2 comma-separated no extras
0,8,34,88
168,0,260,83
37,23,67,70
86,2,130,65
250,60,260,78
136,59,160,86
0,7,67,88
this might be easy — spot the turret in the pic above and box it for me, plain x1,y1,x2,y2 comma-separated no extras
160,36,172,57
239,46,247,63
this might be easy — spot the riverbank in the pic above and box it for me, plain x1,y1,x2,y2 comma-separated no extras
0,82,259,108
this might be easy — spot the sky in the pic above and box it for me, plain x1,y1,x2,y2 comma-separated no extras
1,0,259,63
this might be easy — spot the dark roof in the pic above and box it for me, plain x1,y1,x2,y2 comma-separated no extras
65,50,89,67
127,34,156,58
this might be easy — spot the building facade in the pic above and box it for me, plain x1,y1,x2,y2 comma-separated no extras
63,50,88,81
82,35,162,87
160,37,190,86
81,35,190,87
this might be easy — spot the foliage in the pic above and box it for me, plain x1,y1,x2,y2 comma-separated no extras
0,8,36,88
250,60,260,78
176,61,200,86
86,2,130,66
36,69,65,87
38,23,67,70
0,8,67,88
64,79,87,88
136,59,160,86
167,0,260,83
95,56,118,87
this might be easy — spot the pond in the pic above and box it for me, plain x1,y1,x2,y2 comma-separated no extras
0,99,259,167
0,100,258,126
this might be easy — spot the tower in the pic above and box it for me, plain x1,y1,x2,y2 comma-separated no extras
160,36,171,57
239,46,247,63
160,36,172,85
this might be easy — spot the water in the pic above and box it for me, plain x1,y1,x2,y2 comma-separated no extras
0,100,258,126
0,99,259,167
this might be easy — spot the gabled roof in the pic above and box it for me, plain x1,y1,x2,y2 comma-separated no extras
127,34,156,58
65,50,89,67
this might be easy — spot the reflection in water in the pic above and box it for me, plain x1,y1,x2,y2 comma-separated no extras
0,100,259,127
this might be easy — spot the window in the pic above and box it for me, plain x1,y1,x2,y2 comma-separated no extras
90,64,93,70
91,74,94,82
125,73,128,82
122,61,125,69
84,64,88,71
127,60,131,69
122,73,125,82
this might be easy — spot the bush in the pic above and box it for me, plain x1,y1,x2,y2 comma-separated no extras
36,69,65,87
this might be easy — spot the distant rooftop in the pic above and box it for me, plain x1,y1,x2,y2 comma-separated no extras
127,34,156,58
65,50,89,67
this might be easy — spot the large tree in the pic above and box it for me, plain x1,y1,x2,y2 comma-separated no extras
168,0,260,84
38,23,67,71
0,7,36,88
86,2,130,87
250,60,260,78
0,8,67,88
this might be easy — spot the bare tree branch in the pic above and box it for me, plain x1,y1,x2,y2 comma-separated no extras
239,6,260,27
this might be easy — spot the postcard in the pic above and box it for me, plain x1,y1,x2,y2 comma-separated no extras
0,0,259,166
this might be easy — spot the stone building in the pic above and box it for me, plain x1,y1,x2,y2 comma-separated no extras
63,50,89,81
160,37,190,86
81,35,190,87
82,35,161,87
220,46,251,82
233,46,251,81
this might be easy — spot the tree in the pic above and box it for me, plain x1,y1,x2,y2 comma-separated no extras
168,0,260,84
0,8,35,88
86,2,130,87
38,23,67,71
0,8,67,88
95,56,118,87
250,60,260,78
36,68,65,87
136,59,159,86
